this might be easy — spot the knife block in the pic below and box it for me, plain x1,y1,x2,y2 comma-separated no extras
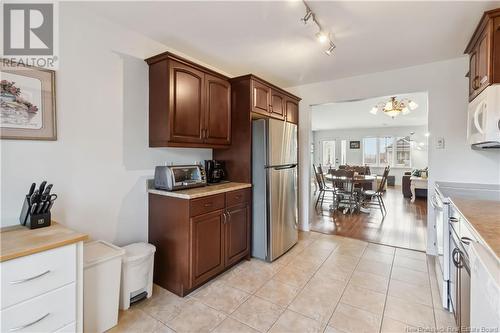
19,196,51,229
26,212,51,229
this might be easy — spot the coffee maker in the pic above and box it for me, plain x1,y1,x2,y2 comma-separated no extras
204,160,226,183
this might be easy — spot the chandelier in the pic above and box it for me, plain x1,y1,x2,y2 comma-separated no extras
370,96,418,118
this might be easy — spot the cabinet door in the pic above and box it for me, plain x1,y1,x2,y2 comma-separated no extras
252,80,271,116
476,31,490,93
285,99,299,124
205,74,231,145
469,50,478,100
224,204,250,266
169,60,205,144
270,90,286,119
190,210,224,287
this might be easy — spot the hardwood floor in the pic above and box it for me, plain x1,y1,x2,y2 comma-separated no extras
310,186,428,251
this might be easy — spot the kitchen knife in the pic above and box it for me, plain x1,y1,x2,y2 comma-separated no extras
38,181,47,195
46,198,56,213
27,183,36,197
30,203,38,215
41,184,53,201
29,190,40,205
41,201,50,213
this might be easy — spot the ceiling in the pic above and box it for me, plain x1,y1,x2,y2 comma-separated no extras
312,92,428,131
79,1,497,87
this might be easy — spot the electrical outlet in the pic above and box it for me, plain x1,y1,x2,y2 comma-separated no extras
436,137,445,149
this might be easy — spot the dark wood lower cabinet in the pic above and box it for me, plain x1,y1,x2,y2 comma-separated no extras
225,204,250,266
149,187,251,297
190,210,225,286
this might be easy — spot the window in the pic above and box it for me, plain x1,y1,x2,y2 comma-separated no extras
362,138,377,165
340,140,347,165
378,137,393,166
394,136,411,167
322,141,335,167
363,136,412,168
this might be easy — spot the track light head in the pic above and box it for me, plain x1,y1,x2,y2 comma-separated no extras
301,9,313,24
316,31,328,44
324,43,336,55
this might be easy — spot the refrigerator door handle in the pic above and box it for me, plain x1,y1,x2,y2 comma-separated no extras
267,164,297,170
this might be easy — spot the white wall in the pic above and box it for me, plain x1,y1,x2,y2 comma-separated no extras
0,4,236,245
313,125,429,185
287,57,500,253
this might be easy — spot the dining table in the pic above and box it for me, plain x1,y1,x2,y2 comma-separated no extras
324,174,377,186
323,174,378,213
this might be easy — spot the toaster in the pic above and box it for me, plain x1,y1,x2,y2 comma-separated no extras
154,165,207,191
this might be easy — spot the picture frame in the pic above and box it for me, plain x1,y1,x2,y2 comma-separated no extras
1,59,57,140
349,140,360,149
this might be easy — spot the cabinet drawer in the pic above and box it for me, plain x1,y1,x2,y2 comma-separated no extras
190,194,225,216
226,189,250,207
1,244,76,309
54,322,76,333
1,283,76,333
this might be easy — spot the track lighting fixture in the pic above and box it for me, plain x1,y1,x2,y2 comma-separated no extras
300,1,336,56
324,43,336,56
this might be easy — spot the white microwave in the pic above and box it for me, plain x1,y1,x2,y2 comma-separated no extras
467,85,500,149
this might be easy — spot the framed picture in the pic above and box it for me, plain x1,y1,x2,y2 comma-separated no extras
1,59,56,140
350,141,360,149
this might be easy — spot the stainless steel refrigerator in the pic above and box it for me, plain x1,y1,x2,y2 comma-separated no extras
252,118,298,262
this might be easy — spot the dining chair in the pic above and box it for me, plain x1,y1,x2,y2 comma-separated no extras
313,165,336,209
361,166,390,215
330,169,357,214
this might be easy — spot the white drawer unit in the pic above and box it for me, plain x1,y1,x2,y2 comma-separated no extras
54,322,76,332
1,244,76,310
0,283,76,332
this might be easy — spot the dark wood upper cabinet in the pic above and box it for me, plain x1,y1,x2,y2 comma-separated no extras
214,75,300,184
146,52,231,148
169,60,205,144
252,80,271,116
270,90,286,120
285,98,299,124
465,8,500,102
205,74,231,145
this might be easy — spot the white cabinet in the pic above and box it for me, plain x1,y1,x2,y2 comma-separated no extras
1,244,76,309
0,243,83,333
470,243,500,330
1,284,75,332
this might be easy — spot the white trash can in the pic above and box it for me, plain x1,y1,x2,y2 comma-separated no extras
119,242,156,310
83,240,125,333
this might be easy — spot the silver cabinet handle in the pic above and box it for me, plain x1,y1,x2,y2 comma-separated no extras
449,217,459,223
461,237,474,245
222,212,227,224
10,313,50,331
9,270,51,284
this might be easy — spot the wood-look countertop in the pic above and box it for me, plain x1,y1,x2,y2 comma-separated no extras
0,222,88,262
450,197,500,260
148,182,252,199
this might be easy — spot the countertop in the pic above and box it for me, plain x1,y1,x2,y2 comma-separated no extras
148,181,252,199
449,197,500,260
435,182,500,260
0,222,88,262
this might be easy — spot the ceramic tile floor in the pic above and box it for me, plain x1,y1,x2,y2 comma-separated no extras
110,231,457,333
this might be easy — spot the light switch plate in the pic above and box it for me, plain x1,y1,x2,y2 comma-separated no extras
436,137,445,149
